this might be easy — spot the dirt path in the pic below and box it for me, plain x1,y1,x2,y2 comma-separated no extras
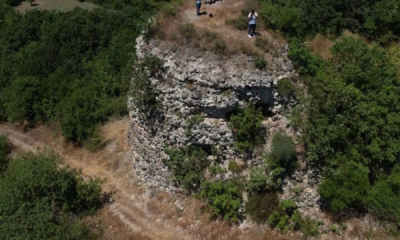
0,120,194,240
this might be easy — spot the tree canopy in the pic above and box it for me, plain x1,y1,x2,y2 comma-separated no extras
259,0,400,43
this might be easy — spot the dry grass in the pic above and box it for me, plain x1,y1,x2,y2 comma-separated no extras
305,34,334,60
15,0,99,13
149,0,281,59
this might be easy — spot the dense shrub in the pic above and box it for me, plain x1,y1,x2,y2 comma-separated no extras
246,192,279,223
318,162,371,213
0,0,179,146
0,151,102,239
289,36,400,222
130,55,164,121
265,199,319,235
163,146,210,192
0,134,10,174
288,38,321,76
259,0,400,42
367,168,400,223
0,7,139,144
268,199,298,233
254,55,267,70
247,132,297,193
247,165,268,193
229,104,265,152
199,180,242,221
276,78,295,98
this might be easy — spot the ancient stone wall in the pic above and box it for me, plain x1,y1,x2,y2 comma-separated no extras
129,35,298,191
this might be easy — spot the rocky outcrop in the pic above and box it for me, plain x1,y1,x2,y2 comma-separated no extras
128,34,301,191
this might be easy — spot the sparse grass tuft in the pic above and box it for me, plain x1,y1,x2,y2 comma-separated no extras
214,39,228,55
228,160,243,173
226,15,248,31
255,37,269,51
203,28,217,43
254,54,267,70
178,22,197,43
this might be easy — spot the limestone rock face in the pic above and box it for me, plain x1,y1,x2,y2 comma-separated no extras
128,35,295,191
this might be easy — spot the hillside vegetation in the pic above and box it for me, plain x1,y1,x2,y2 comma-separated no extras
1,0,400,238
0,135,103,239
0,0,179,148
259,0,400,44
145,0,400,235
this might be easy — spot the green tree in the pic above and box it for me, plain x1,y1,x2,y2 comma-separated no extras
229,104,265,152
199,180,242,222
0,151,102,239
163,146,210,192
0,134,9,174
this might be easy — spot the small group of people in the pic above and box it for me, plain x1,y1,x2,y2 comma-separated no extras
195,1,258,38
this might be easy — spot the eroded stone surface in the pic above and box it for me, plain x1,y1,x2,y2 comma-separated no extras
128,35,316,200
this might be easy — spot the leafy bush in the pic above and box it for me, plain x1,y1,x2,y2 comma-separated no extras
0,151,102,239
228,160,243,173
130,55,164,121
276,78,295,98
266,199,319,235
270,133,298,170
229,104,265,152
0,134,10,174
267,200,298,233
254,54,267,70
199,180,242,221
246,192,279,223
263,132,298,188
259,0,400,42
298,216,320,237
318,163,371,213
0,7,139,145
288,38,320,76
302,38,400,216
163,146,210,192
247,165,268,193
367,168,400,223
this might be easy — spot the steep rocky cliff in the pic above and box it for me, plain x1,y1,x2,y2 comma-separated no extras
128,33,296,186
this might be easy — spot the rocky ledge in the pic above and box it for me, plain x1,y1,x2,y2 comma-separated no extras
128,35,299,191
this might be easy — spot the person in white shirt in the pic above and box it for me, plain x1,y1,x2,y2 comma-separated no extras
196,0,202,16
248,9,258,38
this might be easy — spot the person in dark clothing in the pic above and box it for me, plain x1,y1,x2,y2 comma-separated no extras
196,0,202,16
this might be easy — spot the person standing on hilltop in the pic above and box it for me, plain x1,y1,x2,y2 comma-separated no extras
196,0,202,16
248,9,258,38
